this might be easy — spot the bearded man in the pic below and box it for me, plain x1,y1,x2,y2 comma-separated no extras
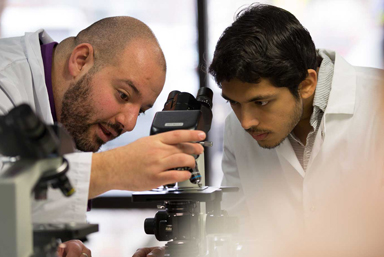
0,16,205,224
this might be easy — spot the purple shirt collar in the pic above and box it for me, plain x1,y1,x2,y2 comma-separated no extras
41,42,58,122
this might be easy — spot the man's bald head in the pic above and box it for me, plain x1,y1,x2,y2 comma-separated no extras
59,16,166,72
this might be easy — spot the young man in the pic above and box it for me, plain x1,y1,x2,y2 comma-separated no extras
208,3,384,256
0,16,205,224
125,4,384,257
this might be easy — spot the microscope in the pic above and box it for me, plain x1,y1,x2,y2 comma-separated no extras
0,104,98,257
132,88,238,257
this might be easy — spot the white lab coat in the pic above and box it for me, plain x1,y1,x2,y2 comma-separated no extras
0,30,92,223
221,50,384,256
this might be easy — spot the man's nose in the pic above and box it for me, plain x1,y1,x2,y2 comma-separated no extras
115,107,139,133
239,108,259,130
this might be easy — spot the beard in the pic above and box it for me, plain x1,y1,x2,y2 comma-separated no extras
60,72,104,152
247,98,303,149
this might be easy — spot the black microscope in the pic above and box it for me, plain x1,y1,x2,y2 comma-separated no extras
132,88,237,257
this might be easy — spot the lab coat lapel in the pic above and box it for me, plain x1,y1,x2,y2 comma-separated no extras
307,114,326,170
276,138,305,178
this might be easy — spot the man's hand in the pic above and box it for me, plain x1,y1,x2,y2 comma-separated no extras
57,240,91,257
89,130,206,198
133,246,165,257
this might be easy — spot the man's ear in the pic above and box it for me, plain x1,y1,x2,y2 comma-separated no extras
68,43,94,78
298,69,317,100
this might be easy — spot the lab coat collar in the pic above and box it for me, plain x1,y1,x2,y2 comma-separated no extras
276,50,356,178
276,138,306,178
307,50,356,171
25,29,54,45
24,30,55,124
320,49,356,115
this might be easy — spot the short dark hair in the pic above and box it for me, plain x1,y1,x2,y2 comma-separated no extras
208,4,318,98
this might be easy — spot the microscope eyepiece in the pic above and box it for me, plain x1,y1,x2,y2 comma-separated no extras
196,87,213,110
10,104,44,138
163,90,181,110
0,104,59,158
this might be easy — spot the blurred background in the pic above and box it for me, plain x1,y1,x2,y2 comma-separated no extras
1,0,383,256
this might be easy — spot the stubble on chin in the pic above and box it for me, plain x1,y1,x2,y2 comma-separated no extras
60,73,101,152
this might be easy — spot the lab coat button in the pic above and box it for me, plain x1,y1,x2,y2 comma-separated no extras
310,206,316,212
321,130,325,139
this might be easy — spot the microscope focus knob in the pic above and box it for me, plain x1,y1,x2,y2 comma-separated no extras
144,218,155,235
144,211,171,241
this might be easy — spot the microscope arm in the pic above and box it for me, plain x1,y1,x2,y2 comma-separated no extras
0,157,63,257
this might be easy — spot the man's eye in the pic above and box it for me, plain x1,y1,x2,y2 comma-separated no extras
226,100,238,105
118,91,129,101
256,101,269,106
